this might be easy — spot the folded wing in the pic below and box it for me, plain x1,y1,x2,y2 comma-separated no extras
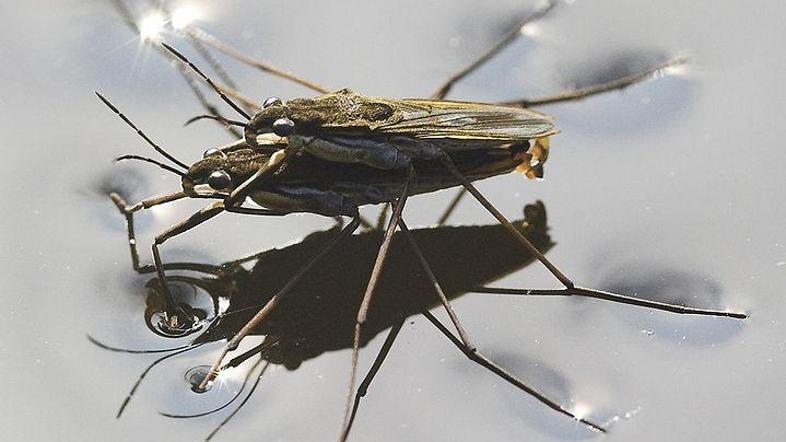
376,98,557,141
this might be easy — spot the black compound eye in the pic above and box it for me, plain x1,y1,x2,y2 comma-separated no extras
263,96,283,108
272,117,295,137
207,170,232,190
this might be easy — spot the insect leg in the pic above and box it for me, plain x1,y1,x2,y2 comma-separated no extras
110,192,187,273
398,219,474,349
108,0,247,137
339,167,414,442
502,57,687,107
151,202,226,326
437,152,574,289
430,1,556,100
197,215,363,390
343,318,406,437
426,1,555,220
161,358,268,420
421,310,606,432
472,287,747,318
185,26,331,94
225,148,291,206
205,360,271,442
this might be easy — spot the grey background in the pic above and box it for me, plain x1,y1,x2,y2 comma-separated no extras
1,0,784,441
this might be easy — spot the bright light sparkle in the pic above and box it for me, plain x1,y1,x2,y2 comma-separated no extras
172,5,201,30
572,402,591,421
664,63,690,77
520,23,541,38
139,12,166,41
217,296,230,314
216,366,244,386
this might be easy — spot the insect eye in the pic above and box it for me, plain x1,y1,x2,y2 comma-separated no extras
272,117,295,137
202,148,226,159
263,96,283,108
207,170,232,190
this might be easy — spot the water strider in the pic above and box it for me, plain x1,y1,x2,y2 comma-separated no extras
99,1,747,439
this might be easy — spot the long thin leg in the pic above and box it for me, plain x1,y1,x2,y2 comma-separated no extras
205,361,272,442
221,337,280,371
225,204,375,229
421,310,606,433
140,199,305,323
503,57,687,107
398,219,474,349
198,215,362,389
343,200,486,437
472,286,747,318
111,192,292,278
186,26,331,94
339,168,413,442
110,191,187,272
343,318,405,436
436,57,687,220
226,148,291,206
438,152,573,289
150,201,225,326
109,0,244,138
430,1,555,100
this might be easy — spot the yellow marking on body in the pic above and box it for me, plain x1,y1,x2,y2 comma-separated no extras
516,136,551,179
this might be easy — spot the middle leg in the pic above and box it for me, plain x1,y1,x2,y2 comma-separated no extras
339,167,414,441
421,310,606,432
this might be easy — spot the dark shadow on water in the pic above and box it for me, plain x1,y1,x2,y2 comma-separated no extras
596,267,745,345
551,50,696,137
494,351,610,440
143,201,554,368
95,201,576,435
84,166,156,232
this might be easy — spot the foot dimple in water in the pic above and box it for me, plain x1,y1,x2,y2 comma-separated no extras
147,309,204,338
186,365,214,393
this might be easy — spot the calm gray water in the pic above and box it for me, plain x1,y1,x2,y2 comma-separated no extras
2,0,784,441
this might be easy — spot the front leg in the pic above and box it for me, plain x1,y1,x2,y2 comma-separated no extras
110,191,186,273
151,201,226,330
227,132,412,207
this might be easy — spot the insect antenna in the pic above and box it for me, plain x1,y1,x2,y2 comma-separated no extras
95,91,189,170
161,42,252,120
184,114,248,128
116,155,187,178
